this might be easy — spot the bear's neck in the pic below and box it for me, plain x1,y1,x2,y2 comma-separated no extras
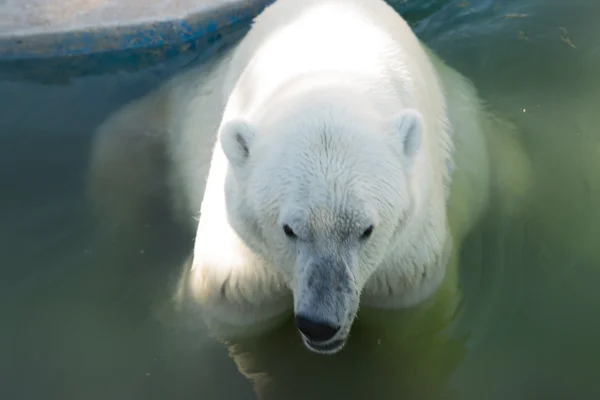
361,157,450,310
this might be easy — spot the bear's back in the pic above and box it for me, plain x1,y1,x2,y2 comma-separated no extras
221,0,444,123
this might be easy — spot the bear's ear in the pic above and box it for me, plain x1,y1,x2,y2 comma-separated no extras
220,118,258,168
392,109,423,162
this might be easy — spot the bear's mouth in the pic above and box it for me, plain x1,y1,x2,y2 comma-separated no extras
303,337,347,355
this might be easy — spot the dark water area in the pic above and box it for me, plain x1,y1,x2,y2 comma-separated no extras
1,0,600,399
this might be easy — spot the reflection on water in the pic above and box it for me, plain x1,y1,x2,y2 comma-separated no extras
1,0,600,399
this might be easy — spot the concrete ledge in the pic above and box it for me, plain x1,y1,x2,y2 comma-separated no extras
0,0,274,60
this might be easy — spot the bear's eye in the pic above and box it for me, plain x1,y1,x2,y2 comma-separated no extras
283,224,297,239
360,225,374,240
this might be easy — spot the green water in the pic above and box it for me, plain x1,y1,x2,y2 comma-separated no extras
1,0,600,399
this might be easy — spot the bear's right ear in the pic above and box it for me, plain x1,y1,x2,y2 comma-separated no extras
220,118,258,168
391,108,423,164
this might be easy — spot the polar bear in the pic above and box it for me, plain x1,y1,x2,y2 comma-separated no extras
88,0,531,358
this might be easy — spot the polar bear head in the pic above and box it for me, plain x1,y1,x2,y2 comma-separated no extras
219,90,426,354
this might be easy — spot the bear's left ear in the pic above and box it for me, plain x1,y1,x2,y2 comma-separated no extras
392,108,423,162
220,118,258,169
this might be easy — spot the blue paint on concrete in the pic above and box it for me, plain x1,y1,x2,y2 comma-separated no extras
0,0,275,61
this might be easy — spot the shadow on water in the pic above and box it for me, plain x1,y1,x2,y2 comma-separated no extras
1,0,600,399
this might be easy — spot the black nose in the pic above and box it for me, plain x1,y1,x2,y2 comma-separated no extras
295,315,340,342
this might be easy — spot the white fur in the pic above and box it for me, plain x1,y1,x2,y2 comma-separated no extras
190,0,459,334
88,0,531,354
